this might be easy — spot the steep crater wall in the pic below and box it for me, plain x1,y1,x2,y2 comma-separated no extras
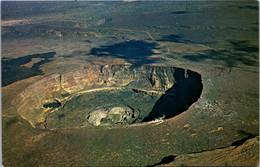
13,65,202,129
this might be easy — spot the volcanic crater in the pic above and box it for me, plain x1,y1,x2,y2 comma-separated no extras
13,65,203,129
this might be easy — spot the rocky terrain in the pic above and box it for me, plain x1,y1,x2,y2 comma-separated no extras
158,136,259,166
2,1,258,167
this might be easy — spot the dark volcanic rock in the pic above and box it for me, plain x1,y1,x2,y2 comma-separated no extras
2,52,56,87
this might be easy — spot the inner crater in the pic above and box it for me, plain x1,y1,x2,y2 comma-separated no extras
13,65,203,129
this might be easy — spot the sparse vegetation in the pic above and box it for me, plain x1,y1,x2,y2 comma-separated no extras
2,1,258,166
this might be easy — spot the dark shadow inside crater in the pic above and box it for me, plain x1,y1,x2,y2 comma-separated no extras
142,68,203,122
43,100,61,108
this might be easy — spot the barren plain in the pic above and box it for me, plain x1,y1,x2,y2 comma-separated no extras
1,1,259,166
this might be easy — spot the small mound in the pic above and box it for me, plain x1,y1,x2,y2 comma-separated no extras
87,106,137,126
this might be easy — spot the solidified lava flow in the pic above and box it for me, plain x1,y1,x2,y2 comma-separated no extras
13,65,202,129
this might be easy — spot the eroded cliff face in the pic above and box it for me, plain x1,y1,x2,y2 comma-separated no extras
13,65,202,128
